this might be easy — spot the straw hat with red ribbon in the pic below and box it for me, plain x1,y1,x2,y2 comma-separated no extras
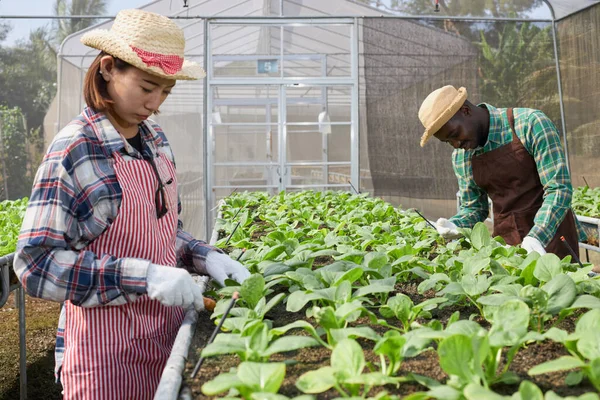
81,9,205,80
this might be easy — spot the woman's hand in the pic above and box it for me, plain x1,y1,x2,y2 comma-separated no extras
204,251,251,287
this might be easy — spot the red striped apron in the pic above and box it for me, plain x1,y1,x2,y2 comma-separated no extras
61,148,185,400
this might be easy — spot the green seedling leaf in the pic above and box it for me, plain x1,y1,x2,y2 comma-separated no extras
331,338,365,379
264,263,291,277
330,327,381,344
380,294,412,321
575,309,600,337
542,274,577,315
568,295,600,310
461,274,491,297
286,287,336,312
445,320,486,337
364,252,389,270
515,380,544,400
463,383,507,400
565,370,584,386
478,294,520,306
202,372,242,395
332,267,364,287
528,356,585,375
263,244,288,261
426,385,462,400
471,222,491,250
314,306,340,330
544,327,569,343
438,334,476,382
576,332,600,360
201,334,246,358
534,253,562,282
588,358,600,392
488,299,530,347
344,372,401,386
353,277,395,298
296,367,337,394
463,257,490,275
545,392,600,400
265,336,320,357
241,274,266,310
238,362,286,393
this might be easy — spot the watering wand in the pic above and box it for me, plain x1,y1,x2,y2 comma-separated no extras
347,180,361,195
191,291,240,379
560,236,585,269
413,209,437,231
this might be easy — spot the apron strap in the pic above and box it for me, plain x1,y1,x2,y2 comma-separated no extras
506,108,519,143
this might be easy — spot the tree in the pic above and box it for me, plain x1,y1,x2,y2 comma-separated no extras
476,22,558,121
0,106,33,200
47,0,109,57
0,0,109,199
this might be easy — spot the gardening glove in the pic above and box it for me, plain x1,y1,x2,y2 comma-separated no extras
522,236,547,255
146,264,205,312
205,251,251,287
435,218,461,240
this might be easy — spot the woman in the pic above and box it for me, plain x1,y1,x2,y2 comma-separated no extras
13,9,249,399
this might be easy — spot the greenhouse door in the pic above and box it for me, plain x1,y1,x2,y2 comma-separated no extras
205,19,359,235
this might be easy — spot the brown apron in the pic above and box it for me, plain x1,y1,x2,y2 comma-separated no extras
471,108,579,259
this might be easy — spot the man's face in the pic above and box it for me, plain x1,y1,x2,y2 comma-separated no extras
434,105,483,150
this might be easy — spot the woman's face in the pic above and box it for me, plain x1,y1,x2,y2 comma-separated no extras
100,56,175,134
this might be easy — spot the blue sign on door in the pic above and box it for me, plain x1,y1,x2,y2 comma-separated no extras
257,59,279,74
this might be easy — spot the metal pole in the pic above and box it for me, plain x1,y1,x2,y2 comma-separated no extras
550,20,570,173
18,286,27,400
0,253,15,308
203,19,210,240
0,14,554,23
56,49,63,136
350,18,360,192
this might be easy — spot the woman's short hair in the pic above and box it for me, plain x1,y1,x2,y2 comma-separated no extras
83,52,132,112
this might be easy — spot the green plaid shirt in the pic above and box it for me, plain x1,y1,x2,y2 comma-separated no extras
450,103,586,246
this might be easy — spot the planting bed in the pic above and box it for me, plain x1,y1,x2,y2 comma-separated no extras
181,191,600,400
574,187,600,248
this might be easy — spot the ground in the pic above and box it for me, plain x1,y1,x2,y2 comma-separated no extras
0,292,62,400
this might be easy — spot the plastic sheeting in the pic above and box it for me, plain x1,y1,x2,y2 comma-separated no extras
558,5,600,188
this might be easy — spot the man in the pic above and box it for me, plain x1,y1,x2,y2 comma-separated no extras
418,85,585,258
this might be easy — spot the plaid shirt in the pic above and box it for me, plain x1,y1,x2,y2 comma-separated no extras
450,104,586,246
14,107,216,307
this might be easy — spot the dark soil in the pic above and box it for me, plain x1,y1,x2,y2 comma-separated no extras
182,286,597,399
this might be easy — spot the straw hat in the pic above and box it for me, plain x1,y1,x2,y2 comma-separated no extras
81,9,205,80
418,85,467,147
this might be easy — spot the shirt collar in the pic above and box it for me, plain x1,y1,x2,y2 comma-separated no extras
82,107,159,158
478,103,505,149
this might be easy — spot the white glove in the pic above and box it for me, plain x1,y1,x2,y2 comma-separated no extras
146,264,205,311
205,251,251,287
522,236,546,255
435,218,461,239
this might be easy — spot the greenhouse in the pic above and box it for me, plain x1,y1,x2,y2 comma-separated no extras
1,0,600,399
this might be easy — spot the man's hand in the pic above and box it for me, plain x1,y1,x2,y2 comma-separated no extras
522,236,546,255
205,251,251,287
146,264,205,311
435,218,461,240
